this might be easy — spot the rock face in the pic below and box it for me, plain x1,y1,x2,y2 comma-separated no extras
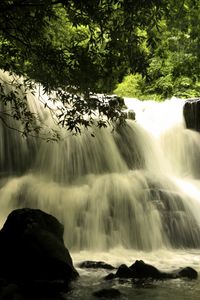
0,208,78,289
183,99,200,132
106,260,198,281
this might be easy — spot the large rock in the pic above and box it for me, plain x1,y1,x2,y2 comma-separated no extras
183,99,200,132
130,260,165,279
0,208,78,288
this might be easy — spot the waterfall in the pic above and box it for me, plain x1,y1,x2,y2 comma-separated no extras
1,71,200,253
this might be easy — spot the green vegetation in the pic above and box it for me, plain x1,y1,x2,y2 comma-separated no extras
114,0,200,100
114,74,143,99
0,0,199,134
114,74,162,101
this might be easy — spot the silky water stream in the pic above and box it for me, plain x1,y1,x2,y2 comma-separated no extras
1,72,200,299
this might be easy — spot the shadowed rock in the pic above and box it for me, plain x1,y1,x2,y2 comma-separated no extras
177,267,198,279
0,208,79,297
130,260,165,279
116,264,134,278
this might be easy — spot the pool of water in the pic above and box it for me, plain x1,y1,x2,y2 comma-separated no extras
66,248,200,300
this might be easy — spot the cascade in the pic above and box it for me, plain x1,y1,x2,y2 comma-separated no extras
1,71,200,254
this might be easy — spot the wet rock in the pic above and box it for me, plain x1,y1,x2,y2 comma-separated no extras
177,267,198,279
147,187,200,248
114,121,145,169
183,99,200,132
104,273,116,280
0,208,79,295
130,260,166,279
115,264,134,278
93,288,121,298
127,109,136,120
106,260,198,281
79,261,115,270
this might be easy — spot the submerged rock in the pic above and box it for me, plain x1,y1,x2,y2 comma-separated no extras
93,288,121,298
79,260,115,270
0,208,79,297
106,260,198,281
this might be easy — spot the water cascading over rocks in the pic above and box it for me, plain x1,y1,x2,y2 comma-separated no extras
1,72,200,252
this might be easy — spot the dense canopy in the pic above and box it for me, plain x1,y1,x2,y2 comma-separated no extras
0,0,199,134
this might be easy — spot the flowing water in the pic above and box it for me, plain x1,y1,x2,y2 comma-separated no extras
1,71,200,299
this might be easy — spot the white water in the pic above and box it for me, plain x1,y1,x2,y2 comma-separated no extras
1,72,200,298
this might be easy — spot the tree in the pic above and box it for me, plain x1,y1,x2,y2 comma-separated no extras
144,0,200,99
114,0,200,100
0,0,168,134
112,0,200,100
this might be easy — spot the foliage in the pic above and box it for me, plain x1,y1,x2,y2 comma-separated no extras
0,73,62,140
114,74,143,98
0,0,169,134
1,0,199,134
114,0,200,100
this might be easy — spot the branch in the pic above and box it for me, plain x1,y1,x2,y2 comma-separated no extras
0,113,60,142
0,114,26,135
0,0,68,12
0,31,29,47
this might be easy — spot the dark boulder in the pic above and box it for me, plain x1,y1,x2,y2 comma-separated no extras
183,99,200,132
0,208,78,290
177,267,198,279
79,261,115,270
104,273,116,280
115,264,134,278
130,260,167,279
